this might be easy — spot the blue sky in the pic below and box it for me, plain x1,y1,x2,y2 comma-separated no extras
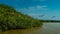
0,0,60,20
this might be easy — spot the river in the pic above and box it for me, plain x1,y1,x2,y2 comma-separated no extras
2,23,60,34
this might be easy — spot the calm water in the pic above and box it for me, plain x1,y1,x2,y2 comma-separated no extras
2,23,60,34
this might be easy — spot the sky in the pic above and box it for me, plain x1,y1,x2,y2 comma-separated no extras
0,0,60,20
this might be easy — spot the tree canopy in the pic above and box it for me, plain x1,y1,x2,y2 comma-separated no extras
0,4,42,31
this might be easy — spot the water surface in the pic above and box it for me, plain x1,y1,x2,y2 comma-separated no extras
2,23,60,34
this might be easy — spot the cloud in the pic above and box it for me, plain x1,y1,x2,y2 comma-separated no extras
20,5,48,12
17,5,49,19
19,5,48,17
28,13,39,16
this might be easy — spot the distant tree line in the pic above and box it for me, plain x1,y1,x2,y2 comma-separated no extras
41,20,60,22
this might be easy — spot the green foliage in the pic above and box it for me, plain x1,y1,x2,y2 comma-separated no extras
0,4,42,31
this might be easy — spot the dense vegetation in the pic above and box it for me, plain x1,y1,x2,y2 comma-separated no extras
0,4,42,32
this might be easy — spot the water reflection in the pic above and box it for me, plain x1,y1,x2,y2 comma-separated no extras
41,23,60,34
2,23,60,34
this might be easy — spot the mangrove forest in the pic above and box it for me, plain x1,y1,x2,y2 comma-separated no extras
0,4,42,32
